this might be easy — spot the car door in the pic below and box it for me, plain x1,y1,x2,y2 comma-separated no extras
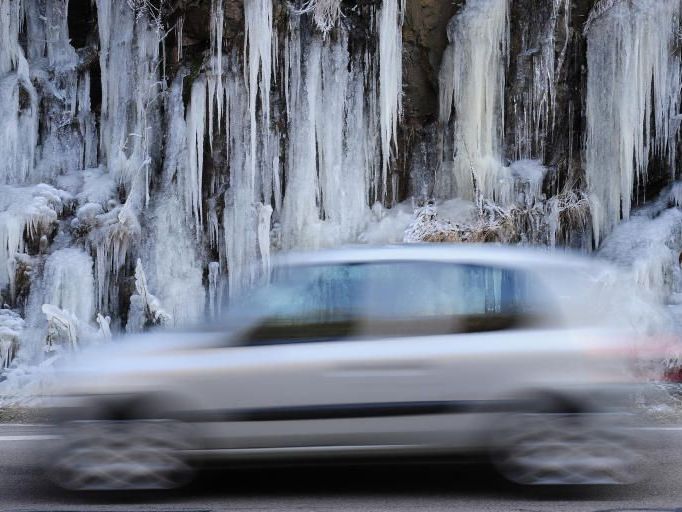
181,260,558,453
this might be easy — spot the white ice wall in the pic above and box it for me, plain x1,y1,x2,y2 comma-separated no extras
585,0,682,245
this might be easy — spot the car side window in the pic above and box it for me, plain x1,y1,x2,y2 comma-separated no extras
238,264,369,345
362,261,548,337
232,261,550,346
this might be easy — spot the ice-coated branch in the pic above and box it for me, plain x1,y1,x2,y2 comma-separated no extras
42,304,80,351
127,259,171,333
293,0,343,34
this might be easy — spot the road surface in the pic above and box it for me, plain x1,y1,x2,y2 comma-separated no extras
2,424,682,511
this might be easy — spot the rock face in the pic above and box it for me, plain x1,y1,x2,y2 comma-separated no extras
155,0,613,209
402,0,462,123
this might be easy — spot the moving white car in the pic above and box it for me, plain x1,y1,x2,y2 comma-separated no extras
43,245,655,490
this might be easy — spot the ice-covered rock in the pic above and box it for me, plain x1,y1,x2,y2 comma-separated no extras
0,184,68,299
0,309,25,369
600,187,682,304
404,203,463,243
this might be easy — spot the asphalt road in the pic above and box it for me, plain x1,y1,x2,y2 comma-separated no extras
2,424,682,512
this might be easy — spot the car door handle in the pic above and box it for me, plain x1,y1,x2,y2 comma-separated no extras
328,362,431,377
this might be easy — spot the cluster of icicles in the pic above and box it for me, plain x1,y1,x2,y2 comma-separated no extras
1,0,682,390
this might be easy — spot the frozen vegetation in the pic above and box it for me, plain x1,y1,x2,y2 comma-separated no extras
1,0,682,397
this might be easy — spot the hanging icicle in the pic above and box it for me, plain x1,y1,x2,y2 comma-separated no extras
378,0,405,203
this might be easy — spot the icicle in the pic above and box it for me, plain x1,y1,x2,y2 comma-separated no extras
208,261,222,319
186,76,207,233
78,72,98,169
223,61,258,296
244,0,273,179
377,0,404,202
316,36,350,236
257,203,273,277
284,15,302,124
211,0,224,79
585,0,682,245
176,16,184,62
207,0,225,148
281,38,322,249
438,0,509,202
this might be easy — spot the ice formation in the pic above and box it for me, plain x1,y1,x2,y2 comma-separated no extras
600,183,682,303
244,0,274,183
403,203,465,243
598,182,682,336
438,0,509,201
127,259,171,333
378,0,405,200
186,76,207,233
0,185,66,299
585,0,682,244
295,0,342,33
280,23,377,250
95,0,162,199
42,249,95,324
0,309,24,369
147,76,206,326
43,304,81,351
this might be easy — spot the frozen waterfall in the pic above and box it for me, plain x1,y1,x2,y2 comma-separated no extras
585,0,682,245
2,0,682,390
438,0,509,202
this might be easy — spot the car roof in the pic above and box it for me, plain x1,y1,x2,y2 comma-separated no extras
274,244,607,273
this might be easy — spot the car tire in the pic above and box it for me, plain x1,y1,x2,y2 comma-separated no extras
491,405,645,485
49,419,195,491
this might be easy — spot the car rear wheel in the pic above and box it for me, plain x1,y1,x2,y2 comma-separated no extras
492,411,645,485
50,419,194,491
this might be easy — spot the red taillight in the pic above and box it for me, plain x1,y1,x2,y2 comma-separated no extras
663,366,682,383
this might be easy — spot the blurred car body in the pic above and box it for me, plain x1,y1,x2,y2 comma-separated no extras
43,245,653,490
